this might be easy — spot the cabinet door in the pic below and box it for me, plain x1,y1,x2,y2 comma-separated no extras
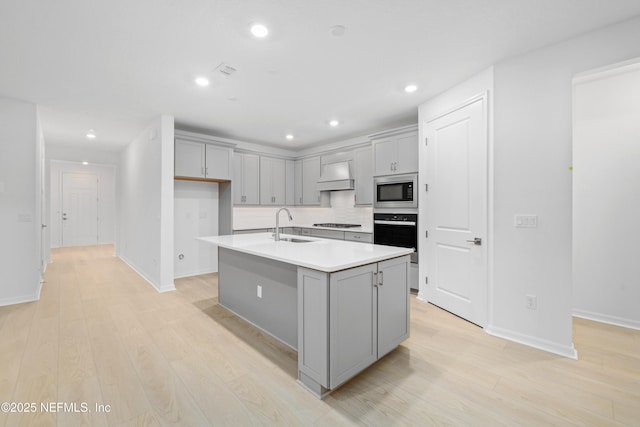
243,154,261,204
175,140,205,178
377,256,410,358
302,156,321,205
354,146,373,205
372,138,396,176
294,160,303,205
395,132,418,174
233,153,244,204
260,157,286,205
205,144,231,180
329,263,378,389
259,157,273,205
310,229,344,240
285,160,295,206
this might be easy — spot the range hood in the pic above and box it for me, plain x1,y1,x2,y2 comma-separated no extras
317,161,354,191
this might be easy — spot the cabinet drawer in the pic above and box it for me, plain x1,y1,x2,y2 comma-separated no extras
300,228,312,236
310,229,345,240
344,232,372,243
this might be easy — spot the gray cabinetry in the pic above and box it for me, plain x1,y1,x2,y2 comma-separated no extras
354,146,373,205
302,156,321,205
297,255,410,395
175,139,232,180
285,160,295,206
372,127,418,176
260,156,286,205
310,229,344,240
294,160,303,205
233,153,260,205
344,231,373,243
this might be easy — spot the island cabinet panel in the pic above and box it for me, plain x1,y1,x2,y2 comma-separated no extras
297,268,329,391
296,255,411,396
218,248,298,348
377,256,410,357
329,264,378,389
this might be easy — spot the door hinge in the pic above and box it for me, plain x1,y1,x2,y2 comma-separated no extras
425,137,428,146
425,276,428,284
425,184,429,192
425,230,428,238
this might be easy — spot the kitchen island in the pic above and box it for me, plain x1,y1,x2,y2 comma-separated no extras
199,232,413,398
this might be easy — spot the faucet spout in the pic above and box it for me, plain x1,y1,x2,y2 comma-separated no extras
275,207,293,241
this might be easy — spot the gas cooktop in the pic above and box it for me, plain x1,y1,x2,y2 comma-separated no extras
313,223,362,229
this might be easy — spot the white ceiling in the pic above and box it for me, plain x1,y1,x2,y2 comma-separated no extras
2,1,640,152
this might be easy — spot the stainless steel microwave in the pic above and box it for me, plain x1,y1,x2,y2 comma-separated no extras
373,174,418,210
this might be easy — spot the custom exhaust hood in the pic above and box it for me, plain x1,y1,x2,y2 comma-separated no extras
317,161,354,191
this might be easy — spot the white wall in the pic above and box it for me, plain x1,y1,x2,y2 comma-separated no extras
46,145,120,165
0,97,42,306
486,15,640,357
174,180,219,278
573,60,640,329
117,116,175,292
48,161,117,247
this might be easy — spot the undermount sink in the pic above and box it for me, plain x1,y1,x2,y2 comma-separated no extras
277,237,313,243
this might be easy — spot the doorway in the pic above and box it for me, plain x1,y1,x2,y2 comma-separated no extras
422,95,488,327
572,59,640,329
61,172,99,247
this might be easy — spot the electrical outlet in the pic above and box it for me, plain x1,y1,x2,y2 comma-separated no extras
525,294,537,310
257,285,262,298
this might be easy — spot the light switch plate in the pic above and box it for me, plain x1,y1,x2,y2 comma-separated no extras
515,214,538,228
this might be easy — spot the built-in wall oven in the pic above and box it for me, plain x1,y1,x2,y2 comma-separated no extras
373,174,418,210
373,212,418,264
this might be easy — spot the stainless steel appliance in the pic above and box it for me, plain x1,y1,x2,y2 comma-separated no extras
373,213,417,264
373,174,418,210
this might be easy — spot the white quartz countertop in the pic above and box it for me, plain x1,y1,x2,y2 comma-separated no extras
198,233,413,273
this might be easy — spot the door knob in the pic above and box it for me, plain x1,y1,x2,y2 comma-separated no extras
466,237,482,246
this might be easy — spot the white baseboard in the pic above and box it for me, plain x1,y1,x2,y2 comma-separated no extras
174,268,218,279
573,309,640,331
485,325,578,359
0,291,40,307
118,255,176,293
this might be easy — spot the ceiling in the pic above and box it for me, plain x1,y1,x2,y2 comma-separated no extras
2,1,640,152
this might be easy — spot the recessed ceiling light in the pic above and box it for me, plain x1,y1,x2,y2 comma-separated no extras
330,25,346,37
329,120,340,127
86,130,96,139
404,84,418,93
286,134,294,140
82,161,89,165
195,76,210,87
250,23,269,38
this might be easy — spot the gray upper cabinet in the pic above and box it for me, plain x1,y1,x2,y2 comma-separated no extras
175,139,204,178
302,156,321,205
205,144,231,180
260,156,286,205
294,160,303,205
372,129,418,176
233,152,260,205
354,146,373,205
175,138,232,180
285,160,295,206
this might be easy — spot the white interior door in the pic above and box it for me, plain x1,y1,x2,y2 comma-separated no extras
62,173,98,247
424,97,487,326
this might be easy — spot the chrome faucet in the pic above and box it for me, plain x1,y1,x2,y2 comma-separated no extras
275,207,293,241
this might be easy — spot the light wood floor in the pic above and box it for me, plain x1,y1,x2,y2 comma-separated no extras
1,245,638,426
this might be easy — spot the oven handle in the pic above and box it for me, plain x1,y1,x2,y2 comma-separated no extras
374,220,416,226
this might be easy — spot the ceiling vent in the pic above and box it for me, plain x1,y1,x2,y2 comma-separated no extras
214,63,237,78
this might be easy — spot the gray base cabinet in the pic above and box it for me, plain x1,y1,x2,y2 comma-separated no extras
297,255,410,396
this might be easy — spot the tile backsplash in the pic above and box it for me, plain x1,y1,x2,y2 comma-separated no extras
233,190,372,231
